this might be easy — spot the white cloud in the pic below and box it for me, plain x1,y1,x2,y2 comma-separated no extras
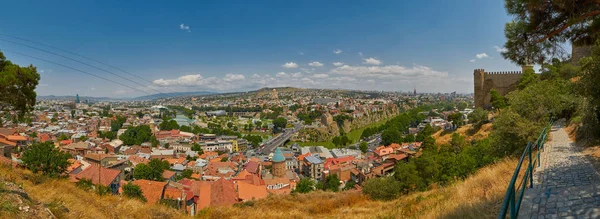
308,61,324,67
329,64,447,78
333,49,342,54
276,72,287,77
291,72,303,78
470,59,476,63
179,23,191,32
363,57,382,65
475,53,489,59
282,62,298,68
223,73,245,82
358,52,363,57
332,62,344,67
312,74,329,79
494,46,508,53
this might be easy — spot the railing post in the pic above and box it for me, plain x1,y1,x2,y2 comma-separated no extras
528,143,533,188
510,186,516,219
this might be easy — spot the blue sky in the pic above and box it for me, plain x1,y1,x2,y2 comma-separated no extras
0,0,521,97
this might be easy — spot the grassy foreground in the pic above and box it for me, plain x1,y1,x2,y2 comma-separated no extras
0,166,188,219
199,158,518,219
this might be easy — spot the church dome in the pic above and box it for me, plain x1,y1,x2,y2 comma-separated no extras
272,147,285,162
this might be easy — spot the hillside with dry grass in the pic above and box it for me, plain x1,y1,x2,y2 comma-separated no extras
432,123,493,146
0,166,188,219
198,158,517,219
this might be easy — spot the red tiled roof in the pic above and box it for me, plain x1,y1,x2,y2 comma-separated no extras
236,181,267,201
210,178,237,207
74,166,120,187
132,180,168,204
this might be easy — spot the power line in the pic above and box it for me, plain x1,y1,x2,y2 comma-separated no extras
0,38,174,98
2,49,152,95
0,33,163,87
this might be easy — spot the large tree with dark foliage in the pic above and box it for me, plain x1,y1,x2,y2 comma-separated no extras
0,51,40,116
21,141,71,178
502,0,600,65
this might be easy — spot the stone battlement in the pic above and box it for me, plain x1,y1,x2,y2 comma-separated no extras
484,71,522,75
474,68,524,108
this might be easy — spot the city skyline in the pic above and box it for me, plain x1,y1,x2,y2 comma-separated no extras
2,0,530,97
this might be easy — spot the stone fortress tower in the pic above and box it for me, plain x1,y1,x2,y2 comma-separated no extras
473,65,533,109
271,147,286,178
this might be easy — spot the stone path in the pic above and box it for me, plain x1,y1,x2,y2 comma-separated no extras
519,122,600,219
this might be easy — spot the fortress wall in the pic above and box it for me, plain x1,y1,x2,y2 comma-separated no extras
474,70,522,108
483,72,521,94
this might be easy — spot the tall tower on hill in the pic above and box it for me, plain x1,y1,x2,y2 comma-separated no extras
75,94,80,103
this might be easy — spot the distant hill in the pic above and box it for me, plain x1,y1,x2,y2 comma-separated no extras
131,91,217,100
38,91,217,101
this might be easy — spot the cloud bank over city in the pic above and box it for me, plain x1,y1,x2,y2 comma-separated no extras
149,57,472,94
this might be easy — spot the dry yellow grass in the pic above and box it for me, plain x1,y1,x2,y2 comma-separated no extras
1,157,517,219
433,123,493,145
200,158,518,219
0,166,188,219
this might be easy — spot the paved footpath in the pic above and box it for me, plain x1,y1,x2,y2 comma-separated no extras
519,122,600,219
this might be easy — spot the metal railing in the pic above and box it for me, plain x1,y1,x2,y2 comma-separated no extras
498,121,552,219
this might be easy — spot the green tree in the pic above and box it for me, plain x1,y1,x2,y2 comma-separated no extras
0,51,40,116
457,102,468,111
255,121,262,129
501,0,600,65
381,128,402,146
322,174,341,192
518,69,540,90
294,178,315,194
359,142,368,153
119,125,154,145
123,182,147,202
272,117,288,133
362,177,402,201
159,120,180,131
133,159,169,181
227,122,233,129
220,157,228,162
179,125,192,132
468,108,488,129
343,180,356,191
57,134,69,141
490,89,507,110
191,143,204,155
447,112,464,127
394,161,425,193
21,141,71,178
174,169,193,181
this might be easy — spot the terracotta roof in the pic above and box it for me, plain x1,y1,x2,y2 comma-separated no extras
66,159,82,173
210,178,237,207
60,140,72,145
132,180,168,204
127,155,149,166
236,181,268,201
7,135,27,141
0,138,16,146
84,153,110,161
245,161,260,174
74,166,121,187
163,170,176,179
233,169,251,180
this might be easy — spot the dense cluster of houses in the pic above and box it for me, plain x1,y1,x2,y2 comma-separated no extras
0,122,423,215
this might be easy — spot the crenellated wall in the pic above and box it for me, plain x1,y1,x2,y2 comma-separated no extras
474,69,522,109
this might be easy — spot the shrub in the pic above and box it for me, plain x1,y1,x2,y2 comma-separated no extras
362,177,402,201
